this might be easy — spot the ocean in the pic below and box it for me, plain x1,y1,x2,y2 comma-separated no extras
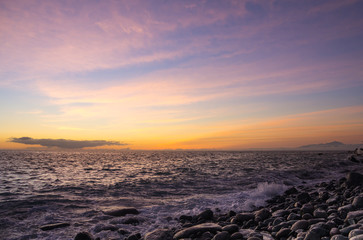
0,150,360,239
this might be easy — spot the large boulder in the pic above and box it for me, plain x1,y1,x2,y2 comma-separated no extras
345,172,363,187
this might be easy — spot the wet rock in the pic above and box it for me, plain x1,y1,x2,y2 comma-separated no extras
346,172,363,186
287,212,300,220
276,228,291,238
352,195,363,209
254,208,271,222
330,227,340,236
174,223,222,239
297,192,311,204
349,229,363,238
313,209,328,219
222,224,239,234
201,231,214,240
235,212,254,222
198,209,214,221
319,192,330,201
301,204,314,215
74,232,94,240
350,235,363,240
338,204,354,218
230,232,244,240
340,224,361,236
308,218,326,225
302,213,313,220
272,209,290,217
144,229,173,240
304,228,325,240
346,210,363,222
331,235,348,240
212,231,230,240
291,220,309,231
326,195,340,205
40,222,70,231
285,187,298,195
272,217,284,226
104,207,139,217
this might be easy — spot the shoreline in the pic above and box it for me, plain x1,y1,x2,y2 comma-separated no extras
71,170,363,240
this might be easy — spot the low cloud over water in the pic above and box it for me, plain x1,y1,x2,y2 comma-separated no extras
9,137,126,149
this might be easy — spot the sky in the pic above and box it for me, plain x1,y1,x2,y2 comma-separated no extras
0,0,362,150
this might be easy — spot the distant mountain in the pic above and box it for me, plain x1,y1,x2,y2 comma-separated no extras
298,141,360,150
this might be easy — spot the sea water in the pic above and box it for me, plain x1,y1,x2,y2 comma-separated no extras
0,150,360,239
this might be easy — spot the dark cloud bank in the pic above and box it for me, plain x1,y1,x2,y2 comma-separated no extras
9,137,126,149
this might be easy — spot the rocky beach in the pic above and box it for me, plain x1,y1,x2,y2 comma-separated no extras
1,150,363,240
70,171,363,240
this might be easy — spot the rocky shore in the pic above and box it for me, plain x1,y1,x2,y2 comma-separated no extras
68,171,363,240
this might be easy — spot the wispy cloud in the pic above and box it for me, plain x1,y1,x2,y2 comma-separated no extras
9,137,126,149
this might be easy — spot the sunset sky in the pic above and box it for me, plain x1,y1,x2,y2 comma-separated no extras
1,0,362,150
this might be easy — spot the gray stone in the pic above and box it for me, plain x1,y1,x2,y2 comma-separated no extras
291,220,309,231
326,195,340,205
222,224,239,234
313,209,327,218
340,224,361,236
74,232,94,240
352,196,363,209
272,209,290,217
173,223,222,239
235,212,254,222
330,235,348,240
303,230,320,240
307,226,329,238
212,231,230,240
330,227,340,236
40,222,70,231
144,229,173,240
201,231,214,240
297,192,311,203
230,232,243,240
287,212,300,220
350,234,363,240
276,228,291,238
338,204,354,217
346,172,363,186
272,217,284,226
346,211,363,222
198,209,214,221
349,229,363,238
302,213,313,220
104,207,139,217
254,208,271,221
301,204,314,214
